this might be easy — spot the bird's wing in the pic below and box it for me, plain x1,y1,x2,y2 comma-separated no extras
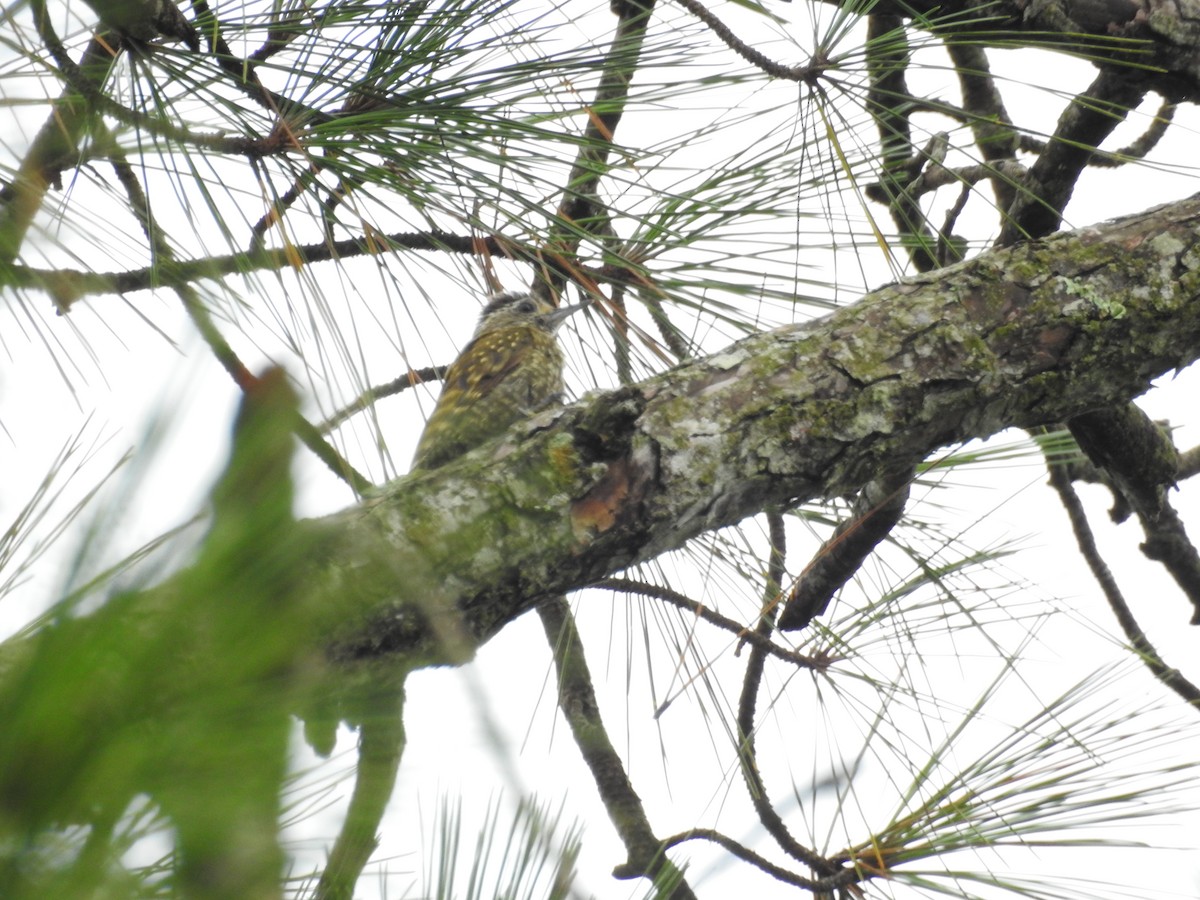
445,326,543,400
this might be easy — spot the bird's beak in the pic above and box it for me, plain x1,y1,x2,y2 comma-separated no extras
543,299,591,330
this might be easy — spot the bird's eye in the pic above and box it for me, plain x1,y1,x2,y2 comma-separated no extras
517,299,537,314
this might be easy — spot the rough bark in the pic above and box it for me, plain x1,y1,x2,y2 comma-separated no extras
313,193,1200,667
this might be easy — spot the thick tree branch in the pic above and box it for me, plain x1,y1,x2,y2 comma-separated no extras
831,0,1200,103
317,194,1200,667
5,197,1200,686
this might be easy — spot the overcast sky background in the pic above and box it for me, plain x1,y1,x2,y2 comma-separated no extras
4,3,1200,897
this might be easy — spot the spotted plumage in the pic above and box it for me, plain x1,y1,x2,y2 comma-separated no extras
412,292,585,470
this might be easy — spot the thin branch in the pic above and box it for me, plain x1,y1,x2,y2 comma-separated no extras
640,286,695,362
93,118,374,495
866,14,938,272
189,0,321,121
734,514,835,878
167,279,374,493
247,6,315,63
313,689,407,900
660,829,820,889
591,578,827,670
1068,405,1178,522
997,66,1148,245
318,366,448,435
1093,97,1176,166
536,597,697,899
539,0,656,297
945,41,1019,213
937,183,972,266
249,160,324,249
81,0,198,48
1045,450,1200,710
0,15,116,267
663,829,866,894
20,231,510,311
611,284,633,384
1069,407,1200,623
671,0,827,82
1180,444,1200,481
34,0,287,159
892,159,1029,202
1140,503,1200,624
779,468,913,631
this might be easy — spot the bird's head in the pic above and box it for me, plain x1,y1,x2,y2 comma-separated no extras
472,291,588,338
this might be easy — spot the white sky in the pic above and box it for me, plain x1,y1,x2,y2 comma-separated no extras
4,1,1200,898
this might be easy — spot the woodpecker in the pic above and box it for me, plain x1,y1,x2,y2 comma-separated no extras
411,291,587,470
